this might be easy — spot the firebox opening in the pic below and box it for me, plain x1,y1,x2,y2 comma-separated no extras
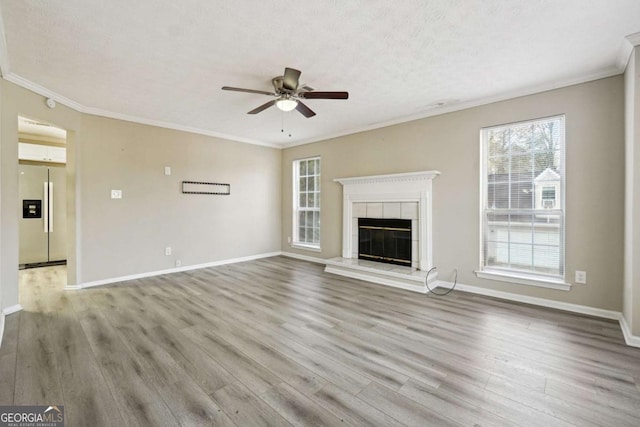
358,218,412,267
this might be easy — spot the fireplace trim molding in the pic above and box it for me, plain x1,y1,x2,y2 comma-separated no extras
334,171,440,271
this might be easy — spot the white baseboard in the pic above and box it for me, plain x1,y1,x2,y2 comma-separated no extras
439,281,621,320
77,252,281,289
434,280,640,348
280,251,327,265
0,304,24,350
280,258,625,323
71,252,640,349
619,315,640,348
3,304,24,315
282,255,624,323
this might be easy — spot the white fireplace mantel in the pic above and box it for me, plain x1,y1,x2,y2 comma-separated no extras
335,171,440,271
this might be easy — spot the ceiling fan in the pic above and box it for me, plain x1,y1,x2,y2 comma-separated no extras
222,67,348,118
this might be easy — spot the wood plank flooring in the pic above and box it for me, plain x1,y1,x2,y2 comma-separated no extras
1,256,639,426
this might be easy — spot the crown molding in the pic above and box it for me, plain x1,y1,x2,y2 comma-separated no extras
3,65,623,151
3,72,281,149
5,73,85,110
627,32,640,47
80,105,281,148
281,67,622,149
0,41,628,151
617,32,640,71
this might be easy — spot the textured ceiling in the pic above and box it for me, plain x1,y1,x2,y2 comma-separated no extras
1,1,639,147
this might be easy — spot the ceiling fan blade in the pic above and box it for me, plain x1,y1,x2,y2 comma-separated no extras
222,86,274,96
302,91,349,99
283,68,301,91
295,101,316,118
248,100,276,114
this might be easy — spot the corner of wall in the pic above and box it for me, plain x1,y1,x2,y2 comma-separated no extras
623,45,640,338
620,314,640,348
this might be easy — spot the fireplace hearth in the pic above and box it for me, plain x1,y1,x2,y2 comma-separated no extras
358,218,412,266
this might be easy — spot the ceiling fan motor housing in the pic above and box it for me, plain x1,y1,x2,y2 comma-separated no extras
272,76,285,94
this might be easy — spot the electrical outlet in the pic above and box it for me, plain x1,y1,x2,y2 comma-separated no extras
165,247,172,256
575,270,586,284
175,259,182,267
287,236,292,244
110,189,122,199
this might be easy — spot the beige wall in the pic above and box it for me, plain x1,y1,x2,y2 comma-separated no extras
624,47,640,334
79,115,281,283
0,81,281,310
282,76,625,311
0,75,627,314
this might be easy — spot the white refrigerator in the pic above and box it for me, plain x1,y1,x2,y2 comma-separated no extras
19,164,67,267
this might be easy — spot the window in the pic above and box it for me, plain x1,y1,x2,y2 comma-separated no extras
542,187,555,200
480,115,565,284
541,187,556,208
293,157,321,249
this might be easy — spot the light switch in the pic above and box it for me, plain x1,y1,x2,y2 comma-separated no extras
164,166,171,176
111,189,122,199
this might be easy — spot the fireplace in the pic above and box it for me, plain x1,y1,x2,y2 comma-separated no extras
358,218,412,266
326,170,440,293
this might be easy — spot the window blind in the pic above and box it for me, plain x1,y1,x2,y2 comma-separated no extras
482,115,565,279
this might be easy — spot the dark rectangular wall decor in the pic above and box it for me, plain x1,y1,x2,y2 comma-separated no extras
182,181,230,195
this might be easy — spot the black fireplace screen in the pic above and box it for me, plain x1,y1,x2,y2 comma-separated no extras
358,218,412,266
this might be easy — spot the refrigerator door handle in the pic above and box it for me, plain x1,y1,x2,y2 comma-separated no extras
43,182,49,232
43,181,54,233
48,181,54,233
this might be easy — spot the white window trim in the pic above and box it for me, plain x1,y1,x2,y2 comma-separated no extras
478,115,566,289
291,243,322,252
292,156,321,251
474,269,571,291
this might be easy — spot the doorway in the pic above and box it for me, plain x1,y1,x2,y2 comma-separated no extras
17,116,67,270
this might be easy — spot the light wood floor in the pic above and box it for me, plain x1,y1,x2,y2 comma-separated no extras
1,257,639,426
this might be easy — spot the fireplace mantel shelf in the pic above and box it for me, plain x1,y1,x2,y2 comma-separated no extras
334,170,440,186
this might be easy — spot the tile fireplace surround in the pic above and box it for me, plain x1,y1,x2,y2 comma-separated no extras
325,171,440,293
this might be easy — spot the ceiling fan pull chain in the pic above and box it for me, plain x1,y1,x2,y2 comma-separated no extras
280,111,292,137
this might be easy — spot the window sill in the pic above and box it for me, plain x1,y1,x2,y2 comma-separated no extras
474,270,571,291
291,243,322,253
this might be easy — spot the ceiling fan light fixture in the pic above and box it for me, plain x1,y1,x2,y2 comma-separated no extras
276,98,298,112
